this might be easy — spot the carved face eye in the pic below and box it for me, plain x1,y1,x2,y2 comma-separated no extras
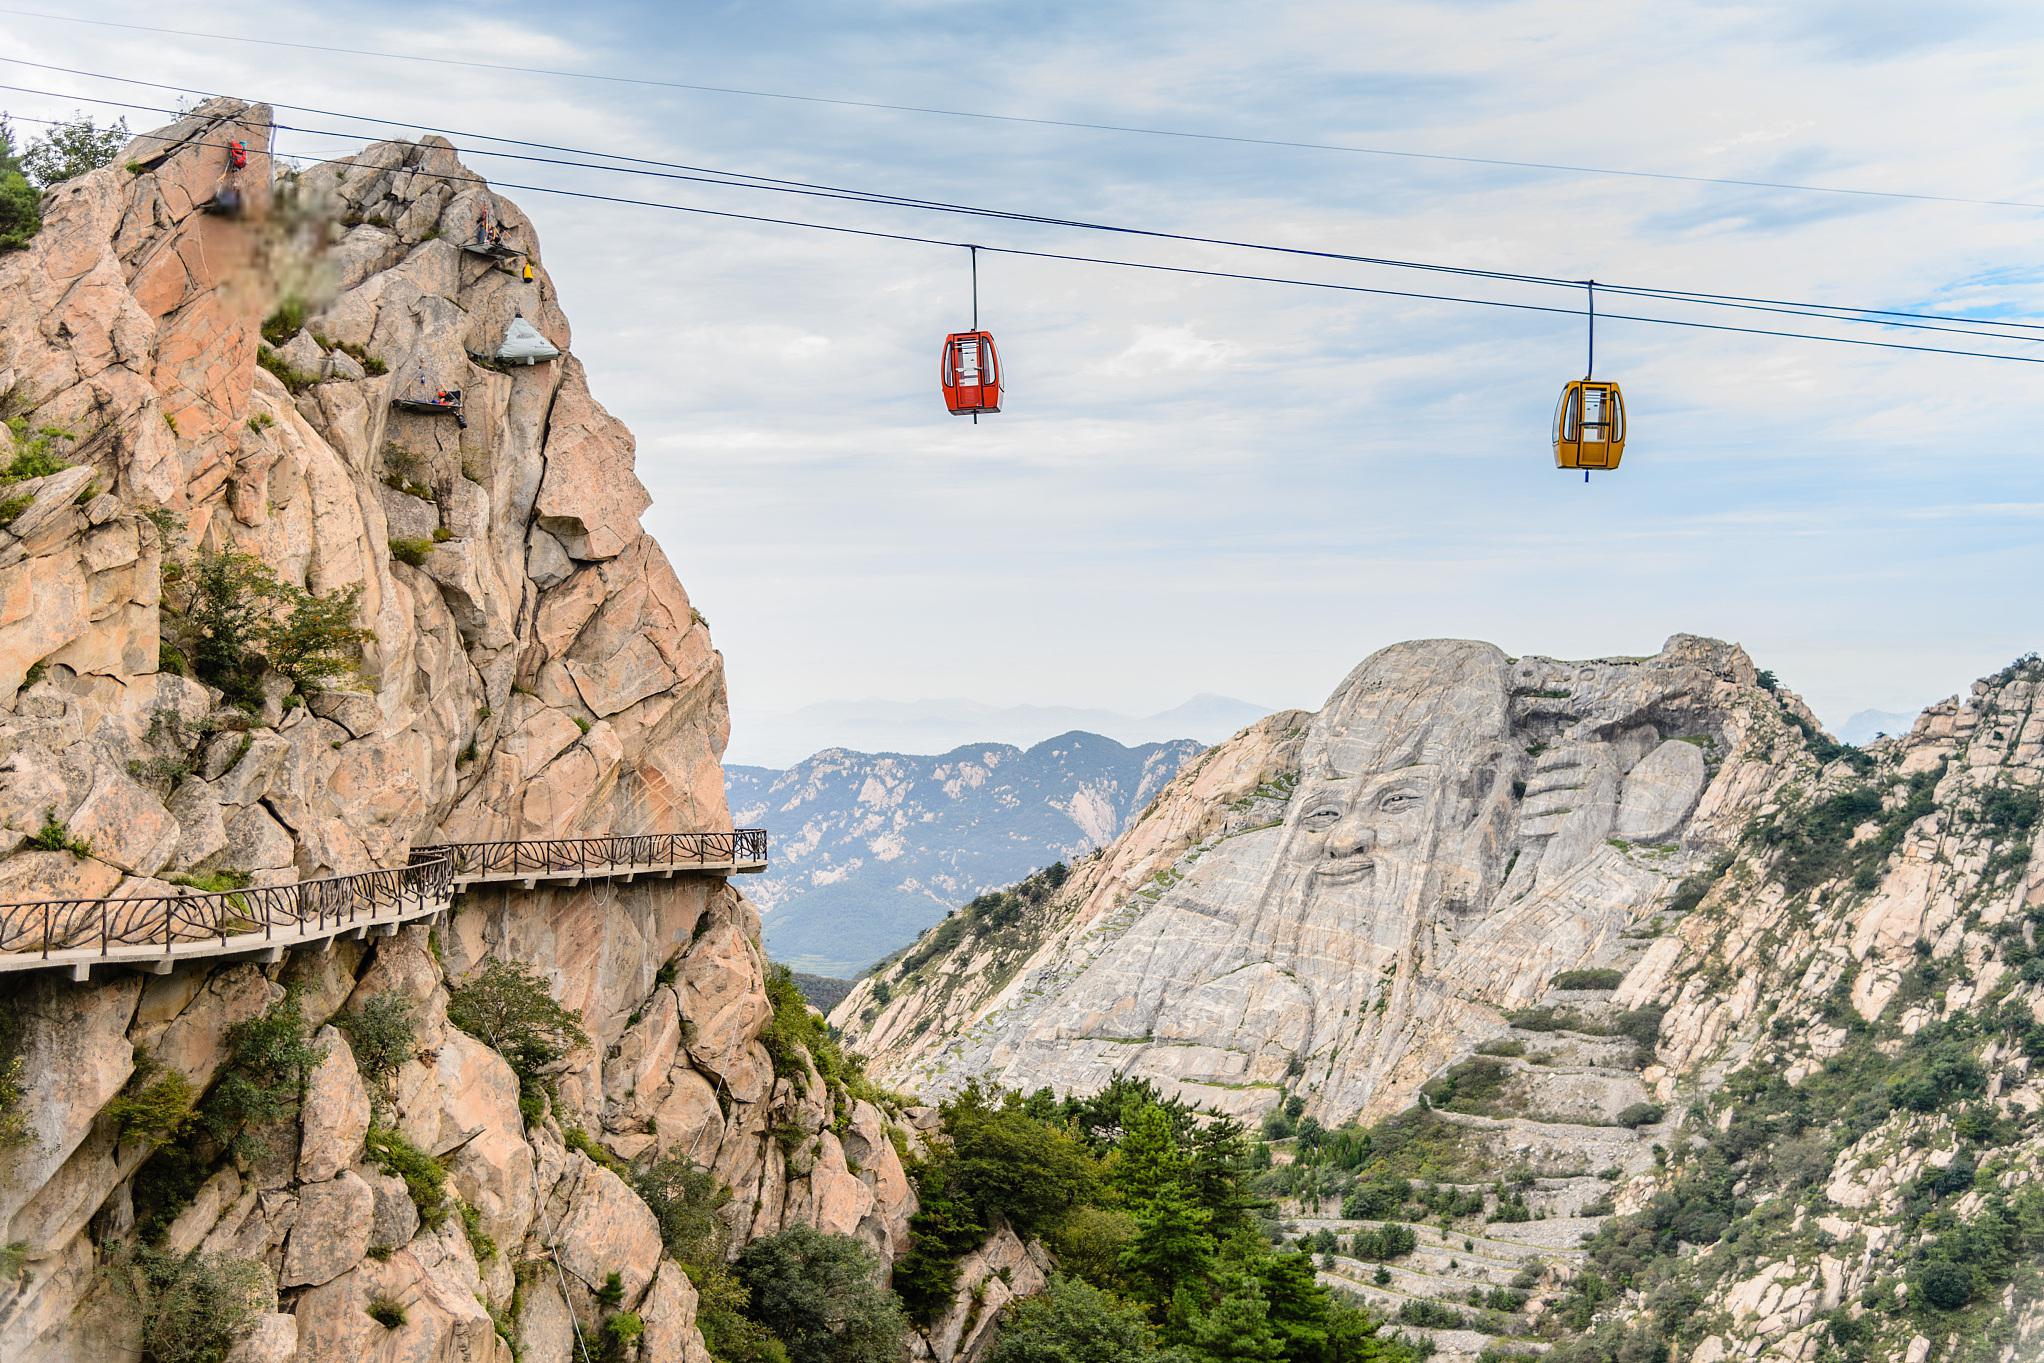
1301,801,1344,831
1379,790,1422,814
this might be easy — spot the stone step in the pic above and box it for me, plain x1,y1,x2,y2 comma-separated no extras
1475,1215,1610,1251
1432,1110,1658,1177
1318,1269,1541,1360
1324,1251,1506,1298
1286,1215,1584,1264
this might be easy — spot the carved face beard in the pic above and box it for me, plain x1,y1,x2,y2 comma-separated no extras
1253,762,1447,951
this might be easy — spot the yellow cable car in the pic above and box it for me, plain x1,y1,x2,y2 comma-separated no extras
1553,379,1625,472
1553,282,1625,479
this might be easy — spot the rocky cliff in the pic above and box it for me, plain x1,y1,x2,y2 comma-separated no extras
838,639,2044,1363
838,635,1777,1122
730,731,1201,976
0,101,915,1362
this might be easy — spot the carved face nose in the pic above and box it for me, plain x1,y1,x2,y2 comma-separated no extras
1327,811,1376,858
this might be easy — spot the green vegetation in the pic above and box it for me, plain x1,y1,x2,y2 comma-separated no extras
602,1309,644,1360
0,117,39,251
1550,968,1624,991
736,1224,907,1363
162,549,370,704
0,492,31,528
898,862,1070,978
1665,852,1733,915
388,535,436,567
106,1243,269,1363
19,112,128,187
336,991,417,1109
1503,1005,1664,1066
897,1077,1411,1362
986,1274,1164,1363
201,991,324,1158
105,1050,198,1151
255,344,319,393
28,813,92,857
366,1295,407,1328
792,971,856,1013
758,962,898,1125
260,297,310,347
459,1201,496,1263
446,958,588,1116
1420,1057,1514,1117
1347,1224,1418,1261
165,870,251,894
0,1002,30,1154
1539,987,2044,1363
1755,764,1942,895
365,1124,450,1229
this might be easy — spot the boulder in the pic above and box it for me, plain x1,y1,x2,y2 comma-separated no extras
281,1171,376,1287
299,1026,371,1183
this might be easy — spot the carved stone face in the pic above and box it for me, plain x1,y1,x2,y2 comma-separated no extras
1290,763,1441,892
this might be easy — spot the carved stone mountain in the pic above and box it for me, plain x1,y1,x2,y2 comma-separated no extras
839,635,1782,1123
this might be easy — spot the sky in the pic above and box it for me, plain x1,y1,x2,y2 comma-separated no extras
3,1,2041,764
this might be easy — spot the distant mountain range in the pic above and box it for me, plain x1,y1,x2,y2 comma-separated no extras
728,694,1269,768
730,731,1204,977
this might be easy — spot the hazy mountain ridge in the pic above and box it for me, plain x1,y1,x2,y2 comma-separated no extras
732,693,1267,766
731,729,1204,975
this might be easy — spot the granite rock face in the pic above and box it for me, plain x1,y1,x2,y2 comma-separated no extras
0,103,913,1363
843,635,1767,1123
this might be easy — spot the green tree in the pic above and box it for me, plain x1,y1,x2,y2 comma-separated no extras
1112,1105,1194,1208
633,1154,731,1268
946,1086,1099,1237
201,991,323,1157
162,550,369,703
1185,1114,1258,1236
335,991,416,1109
988,1274,1164,1363
445,958,588,1099
1119,1181,1215,1310
734,1224,907,1363
1178,1273,1289,1363
1047,1206,1140,1288
0,116,39,252
21,112,128,187
107,1243,271,1363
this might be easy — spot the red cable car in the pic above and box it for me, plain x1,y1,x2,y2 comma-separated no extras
941,330,1001,417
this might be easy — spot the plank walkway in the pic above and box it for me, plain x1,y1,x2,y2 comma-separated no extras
0,830,766,979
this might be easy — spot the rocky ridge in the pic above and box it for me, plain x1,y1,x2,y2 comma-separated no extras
839,639,2044,1363
0,102,923,1363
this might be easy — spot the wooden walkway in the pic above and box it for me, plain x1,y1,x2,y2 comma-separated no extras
0,831,766,980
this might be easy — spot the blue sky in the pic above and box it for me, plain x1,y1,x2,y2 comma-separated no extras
5,1,2042,762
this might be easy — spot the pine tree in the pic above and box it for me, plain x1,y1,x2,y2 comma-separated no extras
1181,1274,1289,1363
1118,1180,1214,1309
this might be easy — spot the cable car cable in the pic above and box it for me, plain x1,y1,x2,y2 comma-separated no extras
12,111,2042,367
7,67,2042,344
3,6,2040,212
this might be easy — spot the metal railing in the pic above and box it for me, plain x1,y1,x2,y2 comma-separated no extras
0,853,453,961
417,829,768,881
0,830,766,966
